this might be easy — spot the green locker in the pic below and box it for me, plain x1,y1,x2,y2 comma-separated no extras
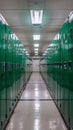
0,14,32,130
40,11,73,130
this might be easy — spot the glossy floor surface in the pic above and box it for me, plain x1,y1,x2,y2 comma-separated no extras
6,73,67,130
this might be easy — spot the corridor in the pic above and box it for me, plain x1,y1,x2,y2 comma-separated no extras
6,73,67,130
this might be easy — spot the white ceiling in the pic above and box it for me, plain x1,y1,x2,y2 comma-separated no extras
0,0,73,56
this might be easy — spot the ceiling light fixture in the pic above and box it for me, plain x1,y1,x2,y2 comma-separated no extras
35,51,38,53
30,10,43,25
33,35,40,40
34,44,39,47
34,48,39,51
35,53,38,55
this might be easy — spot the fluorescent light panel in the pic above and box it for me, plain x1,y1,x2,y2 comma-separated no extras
35,53,38,55
33,35,40,40
30,10,43,24
35,51,38,54
35,51,38,53
34,48,38,51
34,44,39,47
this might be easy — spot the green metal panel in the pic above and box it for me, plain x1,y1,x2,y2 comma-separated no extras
0,15,32,130
40,11,73,130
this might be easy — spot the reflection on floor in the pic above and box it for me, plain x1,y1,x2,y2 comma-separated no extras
6,72,67,130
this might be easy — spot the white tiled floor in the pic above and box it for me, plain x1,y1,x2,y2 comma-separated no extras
6,73,67,130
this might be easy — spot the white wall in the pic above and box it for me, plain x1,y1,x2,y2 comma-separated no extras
32,59,40,72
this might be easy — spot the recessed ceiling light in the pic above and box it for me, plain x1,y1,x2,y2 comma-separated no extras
33,35,40,40
34,44,39,47
30,10,43,25
35,50,38,53
34,48,39,51
35,53,38,55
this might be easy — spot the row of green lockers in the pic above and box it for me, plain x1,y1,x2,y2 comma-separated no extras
40,11,73,130
0,15,32,130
